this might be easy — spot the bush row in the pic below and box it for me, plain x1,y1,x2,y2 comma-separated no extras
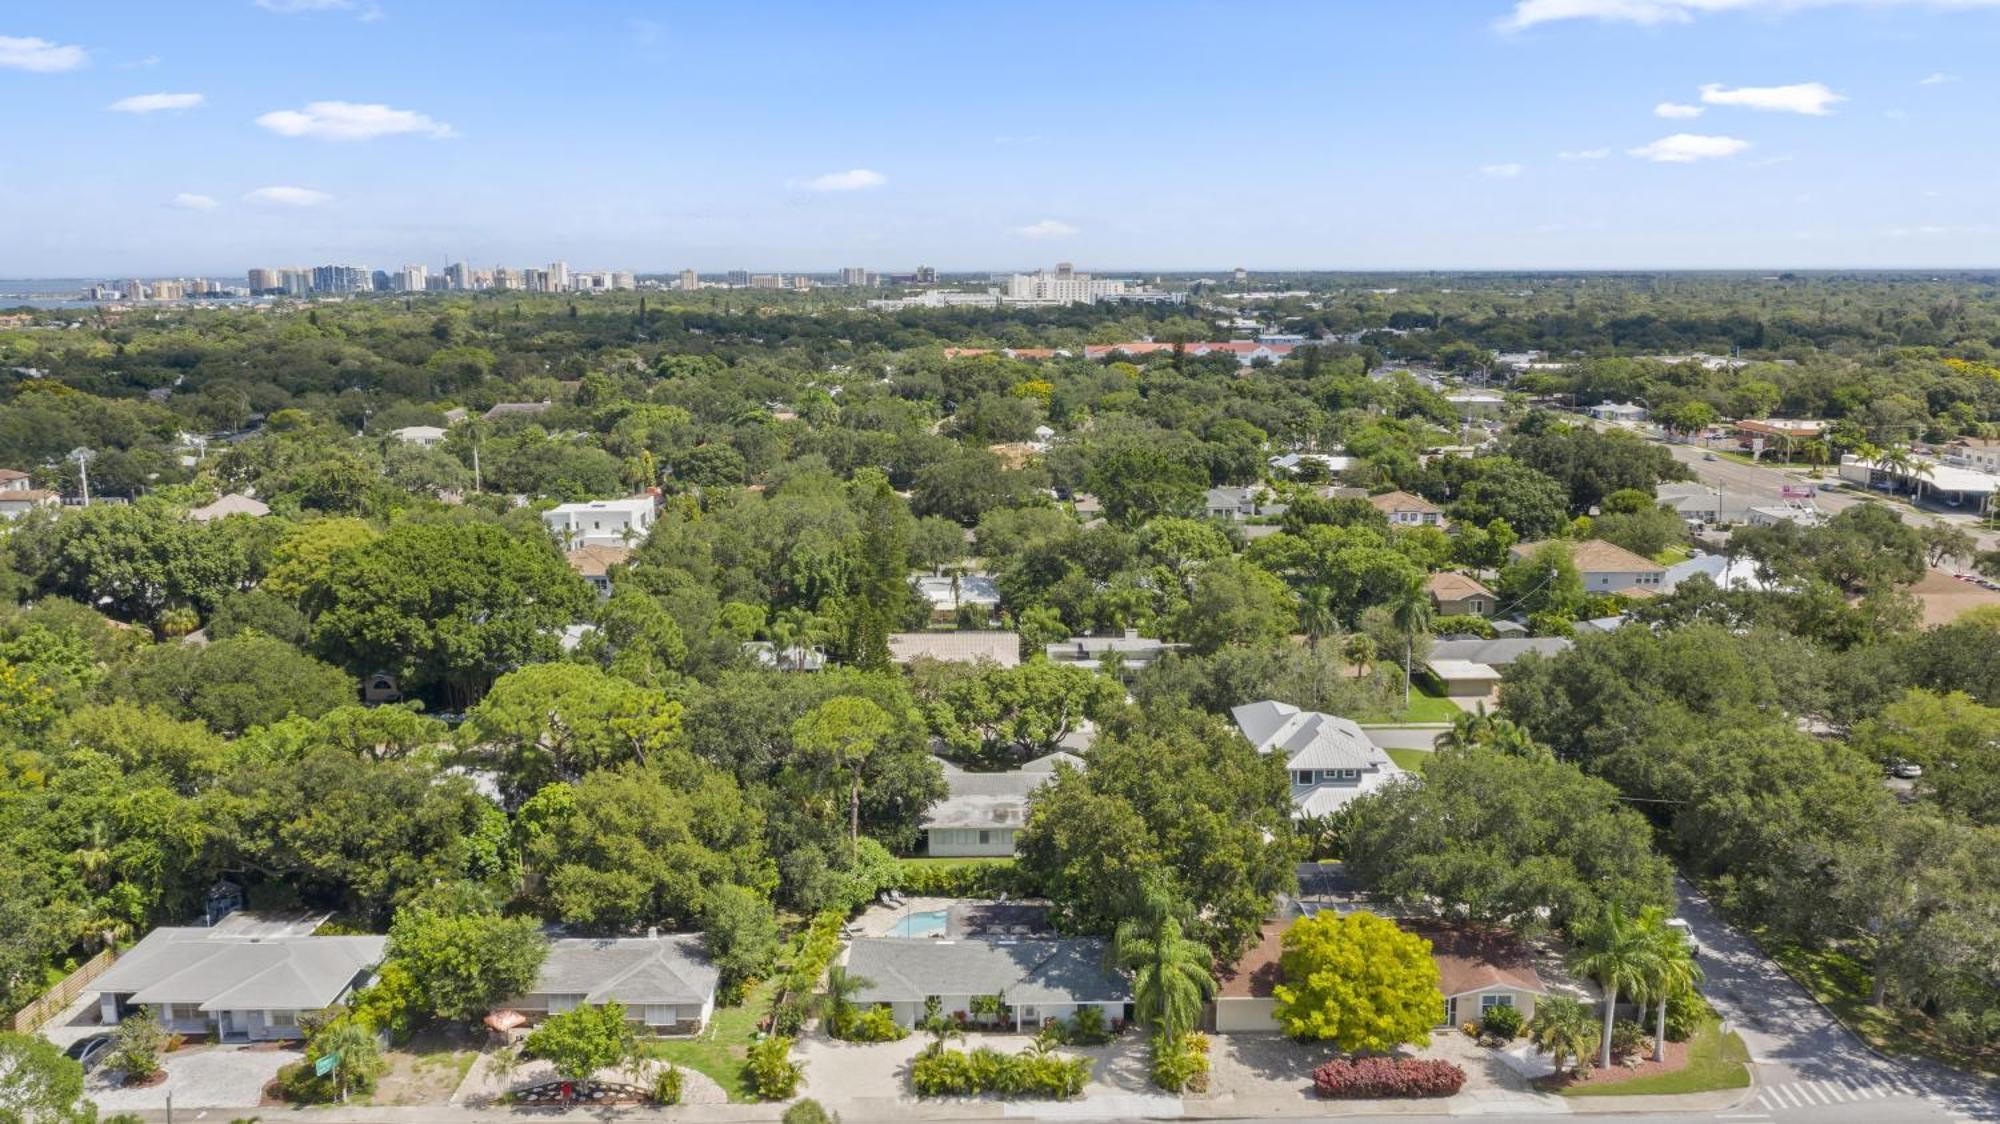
909,1045,1091,1099
892,859,1033,899
1149,1032,1210,1093
1312,1057,1466,1099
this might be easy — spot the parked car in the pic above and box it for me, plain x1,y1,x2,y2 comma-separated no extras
1818,480,1840,492
65,1034,112,1069
1702,452,1718,462
1665,917,1699,957
1890,760,1924,779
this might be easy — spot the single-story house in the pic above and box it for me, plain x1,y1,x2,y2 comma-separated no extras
1043,629,1182,675
843,937,1129,1031
189,494,270,522
912,573,1002,621
1663,552,1773,594
888,631,1020,668
1231,700,1404,819
1426,572,1494,617
1269,452,1356,477
1508,539,1665,595
1655,482,1754,526
1368,490,1446,528
1210,917,1548,1034
1427,658,1505,698
483,400,552,421
1748,504,1825,528
0,487,60,519
509,934,719,1035
390,425,447,447
1588,401,1648,423
566,544,633,598
87,912,384,1042
923,753,1081,857
0,468,31,493
1427,636,1572,670
1206,485,1284,522
742,641,828,672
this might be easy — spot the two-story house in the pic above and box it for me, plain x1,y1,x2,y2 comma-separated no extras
1230,700,1404,818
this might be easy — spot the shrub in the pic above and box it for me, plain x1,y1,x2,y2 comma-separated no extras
1480,1004,1524,1042
1312,1057,1466,1099
782,1099,840,1124
109,1011,167,1081
844,1005,909,1043
910,1047,977,1096
744,1035,803,1101
1066,1006,1112,1046
1609,1018,1648,1060
652,1065,683,1106
908,1045,1090,1099
1149,1032,1210,1093
892,859,1028,898
1663,990,1707,1043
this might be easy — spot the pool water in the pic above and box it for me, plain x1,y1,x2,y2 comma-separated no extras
888,909,949,938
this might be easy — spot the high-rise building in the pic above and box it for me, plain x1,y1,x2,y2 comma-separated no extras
398,264,428,292
1005,265,1126,304
914,265,937,285
310,264,369,293
726,270,750,287
445,262,472,290
524,268,550,293
280,268,310,296
750,274,783,289
839,267,875,287
789,274,812,291
247,267,279,292
610,271,636,291
548,261,571,291
372,270,392,293
493,267,524,291
679,269,699,291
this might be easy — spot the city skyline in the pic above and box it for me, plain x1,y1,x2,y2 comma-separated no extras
5,1,2000,274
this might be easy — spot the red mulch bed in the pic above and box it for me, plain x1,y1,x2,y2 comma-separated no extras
1533,1040,1690,1091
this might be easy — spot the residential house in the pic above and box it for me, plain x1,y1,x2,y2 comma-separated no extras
913,573,1002,623
843,937,1130,1031
188,494,270,522
542,496,656,548
87,912,384,1042
483,401,552,421
1231,700,1404,819
566,544,633,598
0,468,30,493
390,424,447,447
1268,452,1356,477
1426,572,1494,617
887,631,1020,668
1508,539,1665,596
0,470,58,520
1427,636,1572,670
509,934,719,1035
1210,918,1548,1033
1205,485,1284,523
1655,482,1753,526
1444,391,1506,419
1588,401,1648,424
1663,552,1772,594
742,641,827,672
1748,505,1825,528
1947,436,2000,474
924,753,1081,857
1368,490,1446,528
1427,658,1505,698
361,672,403,705
1043,630,1182,676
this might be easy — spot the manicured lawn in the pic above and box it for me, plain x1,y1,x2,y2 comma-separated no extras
1384,747,1431,773
1395,690,1466,724
1562,1018,1750,1097
639,978,777,1102
1765,937,2000,1078
1652,545,1694,566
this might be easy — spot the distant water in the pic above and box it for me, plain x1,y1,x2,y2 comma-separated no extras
0,279,252,310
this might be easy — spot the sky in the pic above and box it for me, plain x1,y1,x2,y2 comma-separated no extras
4,0,2000,275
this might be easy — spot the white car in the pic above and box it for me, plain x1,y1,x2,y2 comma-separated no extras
1891,760,1924,779
1666,917,1699,956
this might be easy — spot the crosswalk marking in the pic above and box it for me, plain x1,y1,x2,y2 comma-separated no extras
1756,1073,1931,1112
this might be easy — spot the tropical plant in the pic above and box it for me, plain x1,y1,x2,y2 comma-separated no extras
1480,1002,1524,1042
1300,587,1339,652
1387,571,1432,708
820,964,872,1039
968,993,1006,1028
652,1064,684,1106
1272,912,1441,1051
744,1035,804,1101
1567,904,1661,1069
1524,994,1597,1076
1312,1056,1466,1098
108,1009,168,1080
1148,1031,1210,1093
1636,909,1703,1062
523,1002,636,1091
1342,631,1376,679
782,1099,839,1124
1113,886,1215,1040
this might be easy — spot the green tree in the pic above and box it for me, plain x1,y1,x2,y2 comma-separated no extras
309,1018,386,1101
461,662,685,804
1114,887,1216,1040
524,1002,636,1090
1271,912,1441,1051
1525,994,1597,1076
1496,541,1586,620
792,696,896,862
108,1009,168,1080
1387,571,1433,709
819,964,872,1038
0,1032,89,1123
1169,557,1294,655
702,885,781,1003
386,905,549,1023
846,471,909,671
1636,908,1702,1062
1568,904,1660,1070
108,633,355,735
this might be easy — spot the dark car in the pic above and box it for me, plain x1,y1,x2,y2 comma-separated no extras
65,1034,112,1068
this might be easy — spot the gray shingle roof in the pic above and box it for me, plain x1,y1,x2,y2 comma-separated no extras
1427,637,1573,667
845,938,1128,1006
91,925,385,1012
1231,700,1387,771
533,935,717,1007
922,756,1080,830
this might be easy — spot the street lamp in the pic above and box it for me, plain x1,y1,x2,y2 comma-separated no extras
67,446,95,507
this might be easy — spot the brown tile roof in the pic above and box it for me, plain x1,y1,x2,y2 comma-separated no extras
1509,538,1663,574
566,544,634,579
1368,490,1442,515
1215,918,1545,1000
1427,572,1493,601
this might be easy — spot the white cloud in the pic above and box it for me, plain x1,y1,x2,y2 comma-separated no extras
1655,101,1705,118
1480,163,1525,178
1628,133,1753,162
1699,81,1844,115
797,168,887,191
1558,147,1612,160
1018,219,1078,238
1503,0,2000,31
256,101,453,140
109,92,204,113
1920,71,1958,84
169,193,218,210
244,185,331,207
0,34,86,72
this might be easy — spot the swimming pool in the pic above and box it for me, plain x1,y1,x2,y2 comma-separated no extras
887,909,949,938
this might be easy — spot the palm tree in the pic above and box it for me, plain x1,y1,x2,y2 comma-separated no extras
1342,632,1376,680
1113,887,1215,1040
1568,905,1661,1070
820,965,872,1038
1525,995,1598,1076
1637,909,1703,1062
1801,439,1830,478
1877,444,1915,495
1387,572,1433,709
1299,587,1338,653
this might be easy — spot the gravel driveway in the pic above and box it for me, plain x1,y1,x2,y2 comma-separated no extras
88,1044,299,1110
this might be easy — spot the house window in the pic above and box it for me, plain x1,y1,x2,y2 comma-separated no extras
1293,769,1315,785
267,1009,297,1028
977,830,991,846
1479,994,1514,1013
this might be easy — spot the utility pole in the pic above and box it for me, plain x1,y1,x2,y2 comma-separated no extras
68,446,94,506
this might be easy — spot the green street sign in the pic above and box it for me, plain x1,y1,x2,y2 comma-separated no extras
315,1052,340,1077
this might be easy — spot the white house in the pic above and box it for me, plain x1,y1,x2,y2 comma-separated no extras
542,496,656,548
390,425,447,448
924,753,1081,857
86,913,384,1042
1230,700,1404,818
1589,401,1648,423
188,494,270,522
913,573,1002,621
1368,490,1446,528
509,934,719,1035
1508,539,1665,596
844,937,1130,1031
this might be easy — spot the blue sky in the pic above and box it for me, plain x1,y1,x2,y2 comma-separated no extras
4,0,1999,275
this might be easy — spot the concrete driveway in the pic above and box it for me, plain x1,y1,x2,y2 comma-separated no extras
87,1043,299,1110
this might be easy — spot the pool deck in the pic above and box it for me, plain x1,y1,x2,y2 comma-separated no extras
849,897,1055,939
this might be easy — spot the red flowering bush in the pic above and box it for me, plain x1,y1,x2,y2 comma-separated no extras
1312,1056,1466,1098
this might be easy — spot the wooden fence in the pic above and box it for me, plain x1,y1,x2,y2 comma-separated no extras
12,948,117,1033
